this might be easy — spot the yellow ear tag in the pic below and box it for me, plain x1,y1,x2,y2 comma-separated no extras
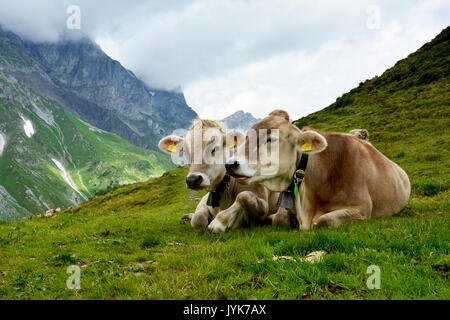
228,140,237,149
301,142,312,152
168,143,177,153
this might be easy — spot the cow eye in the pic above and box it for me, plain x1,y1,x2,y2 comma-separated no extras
211,147,217,155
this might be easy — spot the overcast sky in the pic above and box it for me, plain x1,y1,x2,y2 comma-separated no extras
0,0,449,120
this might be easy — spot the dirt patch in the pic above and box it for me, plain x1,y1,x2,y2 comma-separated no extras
432,264,449,277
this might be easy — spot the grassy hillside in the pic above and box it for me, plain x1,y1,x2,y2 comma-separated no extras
0,28,448,299
294,26,450,193
0,168,447,299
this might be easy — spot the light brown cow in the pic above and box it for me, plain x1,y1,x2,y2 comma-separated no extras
268,128,373,228
159,119,282,233
226,110,411,229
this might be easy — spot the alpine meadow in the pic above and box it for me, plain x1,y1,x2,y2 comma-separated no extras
0,25,448,300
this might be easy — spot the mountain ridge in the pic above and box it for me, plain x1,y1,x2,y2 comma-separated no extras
0,26,198,150
0,71,175,220
0,27,182,220
221,110,260,131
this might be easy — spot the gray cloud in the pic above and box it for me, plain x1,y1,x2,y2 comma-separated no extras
0,0,449,119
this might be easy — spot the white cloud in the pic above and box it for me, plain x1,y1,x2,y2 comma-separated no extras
185,20,445,120
0,0,448,119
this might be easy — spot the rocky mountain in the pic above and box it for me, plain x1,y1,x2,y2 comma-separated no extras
0,27,183,220
221,110,260,131
0,26,198,150
0,70,175,220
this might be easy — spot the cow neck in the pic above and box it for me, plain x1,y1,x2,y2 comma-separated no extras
276,153,309,209
206,174,231,208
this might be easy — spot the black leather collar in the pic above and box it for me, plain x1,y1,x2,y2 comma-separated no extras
276,153,309,209
206,174,231,208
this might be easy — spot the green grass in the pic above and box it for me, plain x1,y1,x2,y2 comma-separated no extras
0,169,448,299
0,27,449,300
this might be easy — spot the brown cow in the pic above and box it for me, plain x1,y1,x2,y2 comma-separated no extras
159,119,282,233
226,110,411,229
268,128,373,227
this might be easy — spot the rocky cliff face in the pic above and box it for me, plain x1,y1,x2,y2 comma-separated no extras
0,27,198,150
0,68,175,220
0,26,183,220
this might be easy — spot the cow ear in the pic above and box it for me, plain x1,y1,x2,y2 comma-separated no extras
225,129,245,150
158,135,185,154
296,130,327,154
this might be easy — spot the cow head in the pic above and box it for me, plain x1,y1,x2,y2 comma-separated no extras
349,129,370,142
226,110,327,192
159,119,244,192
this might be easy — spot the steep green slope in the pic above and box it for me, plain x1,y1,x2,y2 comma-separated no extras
294,26,450,194
0,28,448,300
0,71,174,220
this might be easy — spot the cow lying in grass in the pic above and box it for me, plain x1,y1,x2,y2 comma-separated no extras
159,119,282,233
268,127,374,227
226,110,411,229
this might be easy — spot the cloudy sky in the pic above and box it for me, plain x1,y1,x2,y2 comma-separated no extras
0,0,449,120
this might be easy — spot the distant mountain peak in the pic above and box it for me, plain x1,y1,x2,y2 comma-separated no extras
0,26,198,150
221,110,260,131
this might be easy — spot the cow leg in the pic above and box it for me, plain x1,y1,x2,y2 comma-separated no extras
312,207,368,228
208,191,269,233
295,192,316,230
181,213,194,220
190,194,213,230
268,207,292,227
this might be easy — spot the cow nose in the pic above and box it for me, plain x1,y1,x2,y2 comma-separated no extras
186,175,203,188
225,160,240,174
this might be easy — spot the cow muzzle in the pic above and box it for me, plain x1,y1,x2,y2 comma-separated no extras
226,160,253,183
225,160,240,174
186,174,203,189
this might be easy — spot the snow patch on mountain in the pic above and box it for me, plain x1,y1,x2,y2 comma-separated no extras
0,133,5,156
51,158,88,201
20,115,35,137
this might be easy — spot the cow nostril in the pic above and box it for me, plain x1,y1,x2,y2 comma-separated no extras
186,175,203,187
225,161,240,173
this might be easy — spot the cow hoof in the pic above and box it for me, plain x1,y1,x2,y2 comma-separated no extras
181,213,193,221
191,214,208,230
208,219,226,234
269,214,291,227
